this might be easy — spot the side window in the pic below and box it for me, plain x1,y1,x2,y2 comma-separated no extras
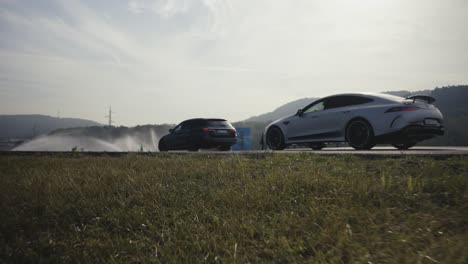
326,96,374,109
193,120,207,128
341,96,373,107
181,121,192,130
184,120,206,129
303,96,374,113
325,96,343,109
304,100,325,113
173,124,182,133
355,96,373,105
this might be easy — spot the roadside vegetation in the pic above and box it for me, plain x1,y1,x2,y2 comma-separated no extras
0,154,466,263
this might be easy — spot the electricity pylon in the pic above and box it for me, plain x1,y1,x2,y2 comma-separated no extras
105,106,114,127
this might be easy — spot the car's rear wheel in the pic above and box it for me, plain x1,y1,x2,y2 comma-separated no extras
309,143,325,150
392,142,416,150
346,119,375,150
158,139,168,152
266,127,286,150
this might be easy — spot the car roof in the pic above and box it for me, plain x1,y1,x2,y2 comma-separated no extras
321,92,404,102
182,118,227,123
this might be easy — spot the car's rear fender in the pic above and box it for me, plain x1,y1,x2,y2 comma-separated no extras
342,116,374,138
344,106,394,136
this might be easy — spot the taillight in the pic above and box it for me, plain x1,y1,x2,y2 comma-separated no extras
385,107,419,113
202,127,209,132
230,129,237,135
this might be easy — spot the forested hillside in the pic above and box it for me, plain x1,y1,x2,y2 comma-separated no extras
426,86,468,145
0,115,102,139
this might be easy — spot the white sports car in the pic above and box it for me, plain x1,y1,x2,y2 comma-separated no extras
264,93,444,150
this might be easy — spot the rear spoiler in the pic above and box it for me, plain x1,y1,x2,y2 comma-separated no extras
406,95,436,104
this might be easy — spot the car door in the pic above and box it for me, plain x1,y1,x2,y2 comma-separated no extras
314,96,350,140
318,96,375,139
164,123,183,149
287,99,326,141
174,121,193,148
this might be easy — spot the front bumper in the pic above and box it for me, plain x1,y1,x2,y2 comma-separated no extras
376,124,444,143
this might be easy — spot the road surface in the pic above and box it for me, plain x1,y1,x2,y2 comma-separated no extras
275,146,468,156
1,146,468,157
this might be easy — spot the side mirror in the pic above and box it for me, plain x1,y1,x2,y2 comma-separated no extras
296,109,304,116
169,129,173,133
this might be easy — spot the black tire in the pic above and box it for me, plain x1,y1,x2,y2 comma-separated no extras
266,127,286,150
158,139,168,152
309,143,325,150
219,146,231,151
346,119,375,150
392,142,416,150
188,144,199,152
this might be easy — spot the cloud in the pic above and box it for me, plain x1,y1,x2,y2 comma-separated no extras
128,0,146,14
151,0,191,18
0,0,467,125
127,0,193,18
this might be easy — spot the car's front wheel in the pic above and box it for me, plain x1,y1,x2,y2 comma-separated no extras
158,139,168,152
346,119,375,150
266,127,286,150
392,142,416,150
188,144,199,152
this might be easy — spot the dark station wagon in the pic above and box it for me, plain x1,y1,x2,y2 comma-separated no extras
158,118,237,151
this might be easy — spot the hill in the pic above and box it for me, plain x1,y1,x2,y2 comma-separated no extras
383,89,432,98
244,97,317,123
0,115,102,140
426,86,468,145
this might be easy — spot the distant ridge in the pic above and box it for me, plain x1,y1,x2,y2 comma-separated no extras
383,89,432,97
0,115,103,139
244,97,317,123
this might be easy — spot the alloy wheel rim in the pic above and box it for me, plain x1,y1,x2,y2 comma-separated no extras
268,128,282,149
348,122,369,147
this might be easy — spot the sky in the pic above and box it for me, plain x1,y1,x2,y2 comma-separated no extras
0,0,467,125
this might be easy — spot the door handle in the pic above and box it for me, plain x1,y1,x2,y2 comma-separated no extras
343,111,351,114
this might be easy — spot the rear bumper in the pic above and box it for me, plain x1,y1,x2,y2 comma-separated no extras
202,137,237,147
376,124,444,143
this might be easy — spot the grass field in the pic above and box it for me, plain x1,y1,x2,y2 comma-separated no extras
0,154,467,263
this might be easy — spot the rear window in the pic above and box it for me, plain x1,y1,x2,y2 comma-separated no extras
207,120,233,128
377,94,405,102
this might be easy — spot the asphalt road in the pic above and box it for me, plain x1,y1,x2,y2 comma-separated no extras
276,146,468,156
1,146,468,157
